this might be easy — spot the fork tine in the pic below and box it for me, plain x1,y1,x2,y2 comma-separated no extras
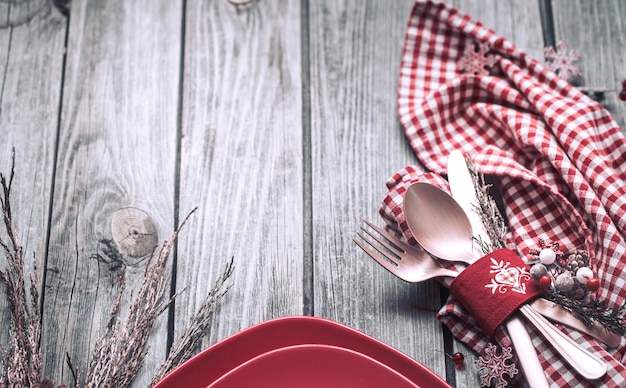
352,237,401,275
359,227,403,257
363,220,411,252
355,220,460,283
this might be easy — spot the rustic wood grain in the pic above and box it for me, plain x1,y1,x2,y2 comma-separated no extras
39,0,181,386
453,0,545,60
551,0,626,131
446,1,545,386
0,0,66,367
0,0,49,29
173,0,304,350
307,0,451,380
2,1,625,387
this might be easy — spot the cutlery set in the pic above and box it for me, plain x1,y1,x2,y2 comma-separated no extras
354,150,610,384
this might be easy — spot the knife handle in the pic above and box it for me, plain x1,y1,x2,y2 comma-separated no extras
505,315,550,388
519,305,607,380
530,298,622,348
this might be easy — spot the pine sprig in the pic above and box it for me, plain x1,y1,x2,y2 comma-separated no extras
545,290,626,336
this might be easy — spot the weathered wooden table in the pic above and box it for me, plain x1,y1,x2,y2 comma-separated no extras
1,0,625,386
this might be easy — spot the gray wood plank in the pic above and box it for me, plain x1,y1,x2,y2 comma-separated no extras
453,0,545,60
308,0,450,381
551,0,626,131
0,0,66,370
0,0,49,29
173,0,304,350
39,0,181,386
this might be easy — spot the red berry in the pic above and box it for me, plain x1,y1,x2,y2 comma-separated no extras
587,278,600,292
620,89,626,101
452,352,464,369
621,79,626,89
539,275,552,289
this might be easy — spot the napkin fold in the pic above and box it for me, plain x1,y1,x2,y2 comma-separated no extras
381,1,626,386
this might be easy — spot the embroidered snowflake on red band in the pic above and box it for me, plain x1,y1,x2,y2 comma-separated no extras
485,258,531,295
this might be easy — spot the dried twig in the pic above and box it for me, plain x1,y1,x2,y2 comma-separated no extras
82,209,198,387
0,149,43,387
2,153,235,387
466,156,507,252
150,258,235,386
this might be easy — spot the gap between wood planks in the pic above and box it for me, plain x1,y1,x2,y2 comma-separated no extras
300,0,314,318
166,0,189,353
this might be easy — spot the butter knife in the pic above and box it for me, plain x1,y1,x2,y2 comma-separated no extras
447,150,549,387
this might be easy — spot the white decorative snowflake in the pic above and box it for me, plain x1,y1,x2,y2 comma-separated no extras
458,41,497,76
544,40,581,79
474,343,519,388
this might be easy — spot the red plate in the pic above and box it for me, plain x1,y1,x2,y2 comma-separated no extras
153,316,451,388
209,344,419,387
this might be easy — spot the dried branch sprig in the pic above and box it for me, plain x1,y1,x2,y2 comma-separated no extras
82,208,198,388
0,149,43,387
150,258,235,386
545,290,626,336
466,156,507,252
2,153,235,387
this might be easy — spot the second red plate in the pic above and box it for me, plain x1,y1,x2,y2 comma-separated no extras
153,316,451,388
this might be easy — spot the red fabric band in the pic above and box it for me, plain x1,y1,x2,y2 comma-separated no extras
449,248,543,337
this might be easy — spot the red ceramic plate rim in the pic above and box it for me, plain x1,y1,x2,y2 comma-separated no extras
207,343,420,388
153,316,451,388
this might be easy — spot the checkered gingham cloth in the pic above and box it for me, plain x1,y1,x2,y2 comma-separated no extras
380,1,626,387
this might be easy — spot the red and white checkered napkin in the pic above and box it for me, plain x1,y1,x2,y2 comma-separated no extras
380,1,626,386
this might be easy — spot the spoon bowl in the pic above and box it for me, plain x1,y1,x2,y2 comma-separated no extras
403,182,474,264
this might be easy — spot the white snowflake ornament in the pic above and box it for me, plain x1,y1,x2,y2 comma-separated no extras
458,41,497,76
544,40,581,80
474,343,519,388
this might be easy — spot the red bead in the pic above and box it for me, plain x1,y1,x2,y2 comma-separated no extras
621,79,626,89
587,278,600,292
452,352,464,369
539,275,552,289
620,90,626,101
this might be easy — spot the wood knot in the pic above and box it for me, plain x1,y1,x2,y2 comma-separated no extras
111,207,158,261
225,0,258,11
0,0,49,28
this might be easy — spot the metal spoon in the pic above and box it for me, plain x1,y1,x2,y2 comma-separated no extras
403,182,474,265
403,182,607,381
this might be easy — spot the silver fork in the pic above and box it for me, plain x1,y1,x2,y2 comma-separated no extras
353,220,458,282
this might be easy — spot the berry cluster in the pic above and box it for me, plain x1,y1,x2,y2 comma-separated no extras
527,239,599,298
